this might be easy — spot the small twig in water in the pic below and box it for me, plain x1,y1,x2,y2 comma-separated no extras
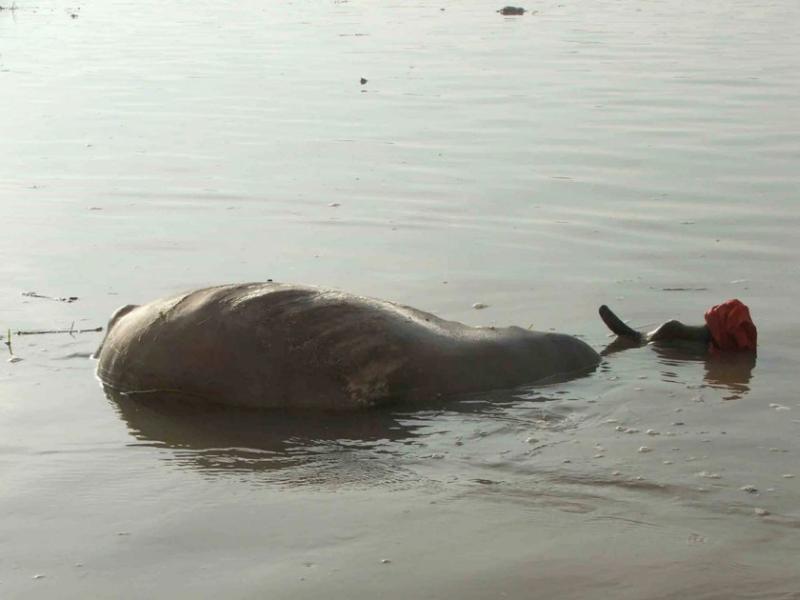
21,291,79,303
1,325,102,363
13,326,103,336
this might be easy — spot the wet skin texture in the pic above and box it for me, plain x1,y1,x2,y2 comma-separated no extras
95,283,600,409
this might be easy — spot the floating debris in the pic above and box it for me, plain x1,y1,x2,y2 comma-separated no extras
782,474,795,479
472,302,489,310
22,291,79,303
754,508,770,516
663,460,673,465
615,425,625,432
14,325,103,337
687,533,706,544
381,558,391,564
646,429,660,436
740,485,758,494
625,428,640,434
638,446,652,453
769,403,790,411
7,356,23,363
696,471,721,479
497,6,525,15
360,77,368,85
32,574,45,580
328,202,341,208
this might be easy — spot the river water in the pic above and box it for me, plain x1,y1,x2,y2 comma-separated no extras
1,0,799,597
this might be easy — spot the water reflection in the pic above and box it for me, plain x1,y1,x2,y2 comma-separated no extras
104,384,577,481
106,388,419,476
603,339,757,400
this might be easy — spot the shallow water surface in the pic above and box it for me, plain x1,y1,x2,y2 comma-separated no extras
2,0,800,598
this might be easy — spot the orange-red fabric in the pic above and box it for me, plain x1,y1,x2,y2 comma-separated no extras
704,299,757,352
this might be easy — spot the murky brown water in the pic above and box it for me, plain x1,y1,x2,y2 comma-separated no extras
2,0,800,597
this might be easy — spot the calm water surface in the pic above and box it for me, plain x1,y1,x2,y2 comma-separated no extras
1,0,799,598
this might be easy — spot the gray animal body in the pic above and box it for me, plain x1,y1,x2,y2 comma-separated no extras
95,283,600,409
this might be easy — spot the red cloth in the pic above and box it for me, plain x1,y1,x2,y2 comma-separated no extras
704,299,757,351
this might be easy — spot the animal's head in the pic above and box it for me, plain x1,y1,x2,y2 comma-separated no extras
92,304,139,359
